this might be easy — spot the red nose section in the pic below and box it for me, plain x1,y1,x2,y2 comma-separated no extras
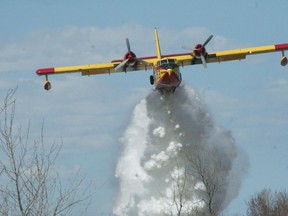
157,72,181,90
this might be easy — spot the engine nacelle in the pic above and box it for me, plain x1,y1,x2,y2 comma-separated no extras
124,51,137,67
114,38,149,71
193,44,207,58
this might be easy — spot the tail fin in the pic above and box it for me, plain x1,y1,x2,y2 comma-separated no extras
154,28,162,59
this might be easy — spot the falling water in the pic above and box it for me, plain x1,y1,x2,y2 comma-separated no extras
113,85,247,216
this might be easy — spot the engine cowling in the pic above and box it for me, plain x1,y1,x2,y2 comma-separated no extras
193,43,207,59
182,34,213,68
114,38,149,71
123,51,137,67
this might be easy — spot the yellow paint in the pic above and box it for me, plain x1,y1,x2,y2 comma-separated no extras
154,28,162,59
53,62,117,75
50,44,279,77
214,45,276,57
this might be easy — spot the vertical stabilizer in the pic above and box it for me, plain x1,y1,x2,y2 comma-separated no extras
154,28,162,59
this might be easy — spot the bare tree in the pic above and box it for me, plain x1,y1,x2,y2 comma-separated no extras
0,89,89,216
168,164,205,216
156,142,230,216
246,189,288,216
159,159,212,216
185,143,230,216
162,162,189,216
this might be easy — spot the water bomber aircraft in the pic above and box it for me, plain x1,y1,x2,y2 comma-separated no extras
36,28,288,93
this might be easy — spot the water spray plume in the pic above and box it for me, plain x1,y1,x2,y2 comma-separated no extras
114,85,248,216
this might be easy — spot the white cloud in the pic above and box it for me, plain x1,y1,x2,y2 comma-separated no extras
0,24,234,73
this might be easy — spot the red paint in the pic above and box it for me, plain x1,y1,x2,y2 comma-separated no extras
157,72,181,90
275,43,288,51
36,68,55,75
111,52,192,63
111,55,158,63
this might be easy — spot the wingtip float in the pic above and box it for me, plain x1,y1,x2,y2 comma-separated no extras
36,28,288,92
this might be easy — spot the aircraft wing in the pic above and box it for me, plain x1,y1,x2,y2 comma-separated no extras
36,34,288,91
36,60,154,77
36,43,288,76
171,43,288,66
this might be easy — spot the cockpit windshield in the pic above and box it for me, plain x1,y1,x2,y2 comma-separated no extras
157,59,178,69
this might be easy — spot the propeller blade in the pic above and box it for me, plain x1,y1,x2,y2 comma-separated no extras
136,58,149,66
115,58,129,71
200,54,207,68
203,34,213,47
126,38,131,53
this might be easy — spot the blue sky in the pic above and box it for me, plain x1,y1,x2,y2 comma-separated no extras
0,0,288,215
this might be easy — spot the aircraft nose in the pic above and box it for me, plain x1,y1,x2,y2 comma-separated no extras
167,69,173,75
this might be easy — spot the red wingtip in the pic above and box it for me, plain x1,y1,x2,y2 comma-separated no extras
36,68,55,75
275,43,288,51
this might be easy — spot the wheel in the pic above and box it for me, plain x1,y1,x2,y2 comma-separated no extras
150,75,154,85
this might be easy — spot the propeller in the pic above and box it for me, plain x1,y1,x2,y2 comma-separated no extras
203,34,213,47
200,54,207,68
114,58,129,71
126,38,131,53
115,38,149,71
182,34,213,68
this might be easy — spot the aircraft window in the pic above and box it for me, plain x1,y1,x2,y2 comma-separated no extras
157,59,177,68
160,63,178,70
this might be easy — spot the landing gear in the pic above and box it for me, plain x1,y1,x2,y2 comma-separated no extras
150,75,154,85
